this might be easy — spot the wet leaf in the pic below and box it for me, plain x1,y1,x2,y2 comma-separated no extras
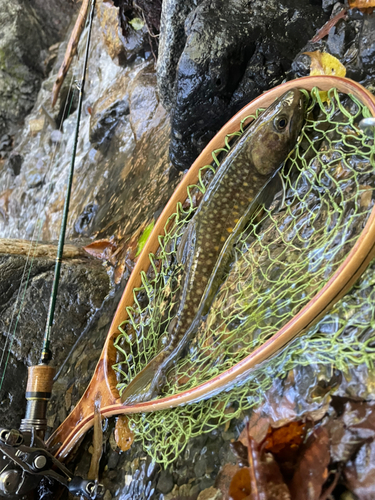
216,463,242,499
135,220,155,256
327,399,375,463
305,51,346,78
263,421,308,481
348,0,375,12
289,426,330,500
344,440,375,499
304,51,346,102
228,467,251,500
264,421,306,455
230,441,249,467
129,17,145,31
114,415,134,452
249,436,291,500
83,239,117,260
341,400,375,439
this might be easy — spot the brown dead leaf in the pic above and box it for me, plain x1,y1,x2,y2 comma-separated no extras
114,415,134,452
348,0,375,12
263,421,306,455
289,426,330,500
359,185,373,208
83,239,117,260
263,421,308,481
344,440,375,499
228,467,251,500
216,463,243,500
240,413,270,446
248,434,291,500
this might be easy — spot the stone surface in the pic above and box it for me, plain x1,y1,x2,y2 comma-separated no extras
0,250,110,430
97,0,128,64
197,487,223,500
359,12,375,76
165,0,327,170
0,0,77,137
128,63,160,140
157,0,199,111
156,469,174,494
89,72,130,146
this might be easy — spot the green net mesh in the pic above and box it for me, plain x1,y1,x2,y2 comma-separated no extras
113,87,375,466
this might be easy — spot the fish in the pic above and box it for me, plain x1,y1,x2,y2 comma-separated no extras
121,88,306,405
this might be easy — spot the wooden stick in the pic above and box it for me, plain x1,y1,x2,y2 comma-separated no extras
51,0,90,108
0,238,88,260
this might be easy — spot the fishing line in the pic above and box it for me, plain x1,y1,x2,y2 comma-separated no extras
0,80,77,391
41,0,96,363
1,0,98,377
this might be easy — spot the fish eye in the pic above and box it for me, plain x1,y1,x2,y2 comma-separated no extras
274,116,288,131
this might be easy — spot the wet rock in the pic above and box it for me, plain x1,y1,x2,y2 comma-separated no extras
197,487,223,500
89,73,130,146
359,12,375,76
26,165,46,188
327,24,346,58
103,490,112,500
156,469,174,494
0,0,77,137
50,129,63,144
157,0,198,111
199,474,215,490
128,63,159,140
107,450,120,470
0,250,110,429
97,0,128,64
115,0,159,62
291,8,372,82
167,0,327,170
0,134,12,156
194,456,207,478
322,0,339,13
6,153,23,176
0,253,110,367
164,483,197,500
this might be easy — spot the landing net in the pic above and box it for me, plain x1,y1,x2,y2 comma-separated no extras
113,87,375,466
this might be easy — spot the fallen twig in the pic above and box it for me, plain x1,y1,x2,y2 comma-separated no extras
311,8,347,43
51,0,90,107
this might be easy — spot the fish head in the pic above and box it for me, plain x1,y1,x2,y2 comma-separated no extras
249,88,305,176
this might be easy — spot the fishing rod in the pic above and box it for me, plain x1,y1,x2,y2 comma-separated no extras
0,1,104,498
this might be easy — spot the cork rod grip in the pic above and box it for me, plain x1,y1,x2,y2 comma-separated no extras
26,365,55,399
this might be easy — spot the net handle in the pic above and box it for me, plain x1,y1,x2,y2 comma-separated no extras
47,75,375,460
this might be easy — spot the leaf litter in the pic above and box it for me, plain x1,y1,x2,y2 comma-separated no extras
218,396,375,500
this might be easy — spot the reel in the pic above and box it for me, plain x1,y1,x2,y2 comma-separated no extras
0,365,104,499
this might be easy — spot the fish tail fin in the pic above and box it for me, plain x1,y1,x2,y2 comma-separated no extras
120,351,166,405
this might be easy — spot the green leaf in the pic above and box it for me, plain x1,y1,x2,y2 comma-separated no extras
136,220,155,257
129,17,145,31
